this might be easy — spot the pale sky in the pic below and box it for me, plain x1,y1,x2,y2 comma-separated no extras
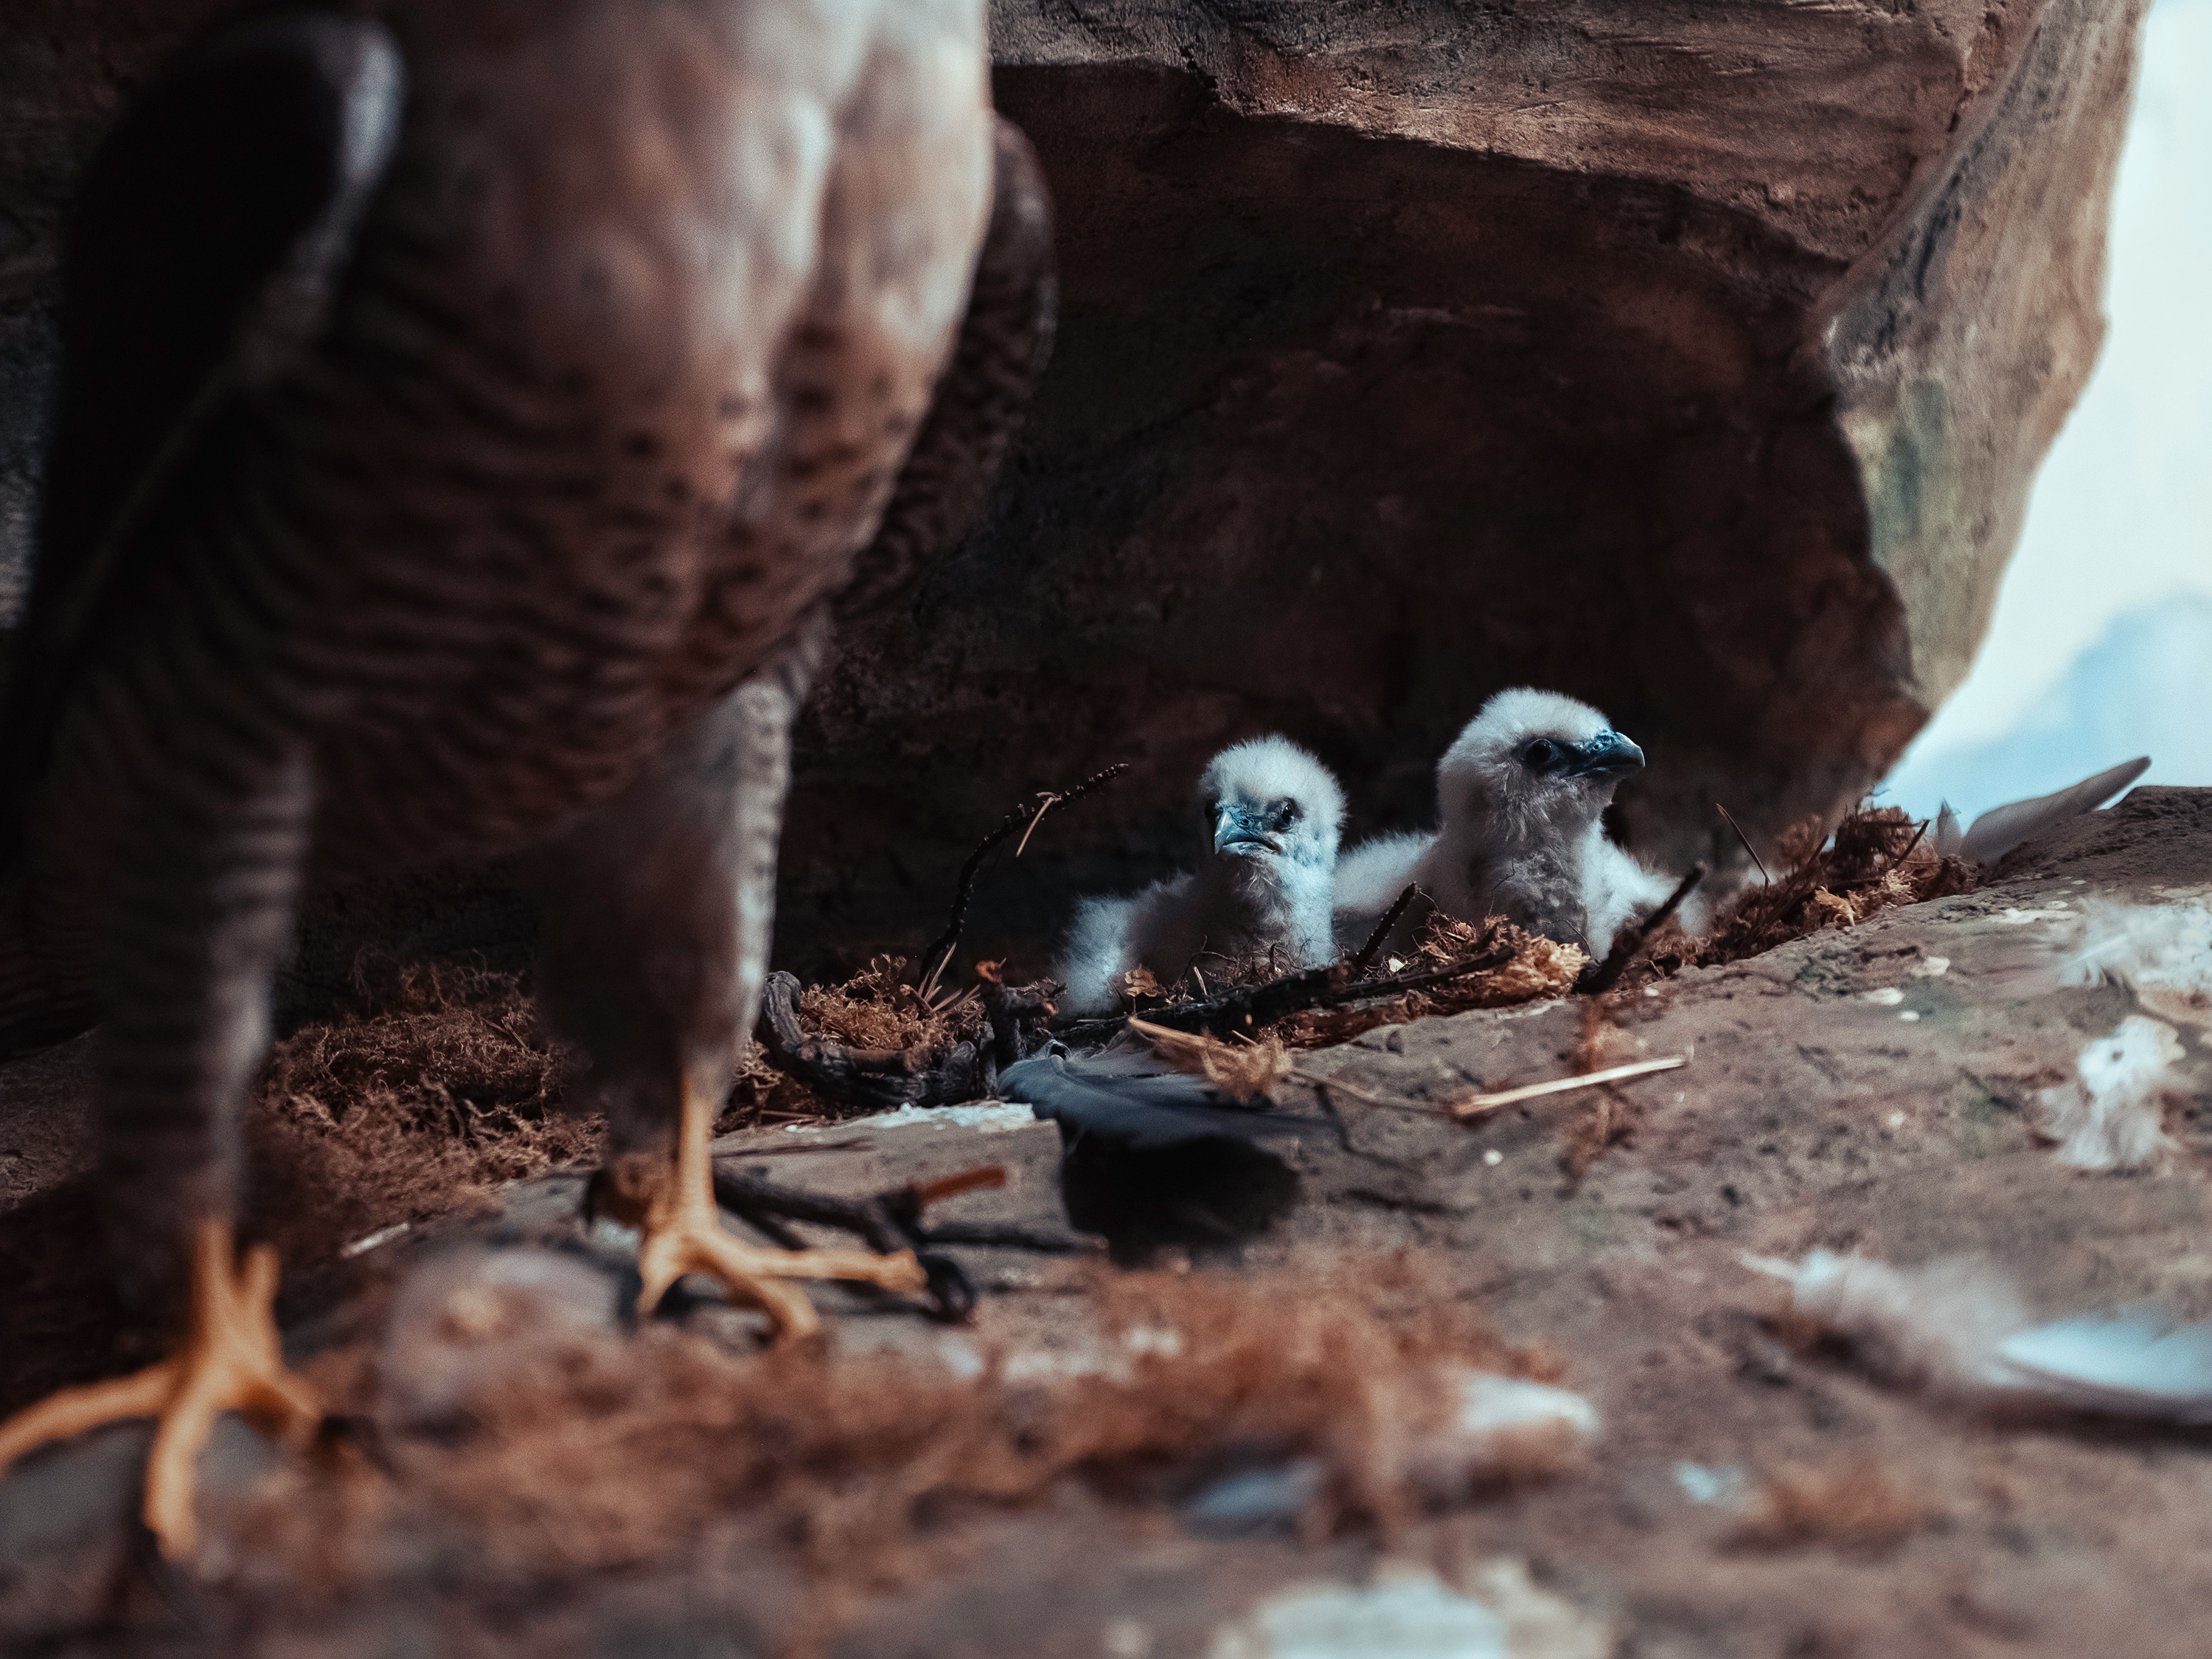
1882,0,2212,819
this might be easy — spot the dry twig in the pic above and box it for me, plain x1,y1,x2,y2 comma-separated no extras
919,762,1130,995
1449,1055,1687,1119
1577,863,1706,994
1349,883,1424,975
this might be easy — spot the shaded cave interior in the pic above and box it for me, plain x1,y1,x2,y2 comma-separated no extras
768,64,1917,984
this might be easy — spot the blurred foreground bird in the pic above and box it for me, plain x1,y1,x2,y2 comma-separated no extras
1335,689,1696,958
1058,737,1345,1015
0,0,1053,1556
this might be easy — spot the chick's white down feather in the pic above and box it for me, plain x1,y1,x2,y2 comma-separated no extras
1057,737,1346,1015
1335,688,1696,957
2034,1013,2187,1171
1757,1251,2212,1423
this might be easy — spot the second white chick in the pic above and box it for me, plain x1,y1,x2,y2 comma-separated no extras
1335,688,1695,958
1058,737,1345,1015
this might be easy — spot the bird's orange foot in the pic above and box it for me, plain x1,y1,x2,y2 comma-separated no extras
610,1074,926,1339
0,1219,320,1559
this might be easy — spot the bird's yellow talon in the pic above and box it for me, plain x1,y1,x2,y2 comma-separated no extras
628,1073,926,1338
0,1218,320,1560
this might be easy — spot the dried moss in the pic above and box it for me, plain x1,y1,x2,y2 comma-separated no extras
248,956,598,1263
1693,804,1975,970
1285,915,1585,1046
254,1254,1558,1623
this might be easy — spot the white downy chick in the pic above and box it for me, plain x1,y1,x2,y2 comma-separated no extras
1057,737,1345,1015
1335,688,1692,957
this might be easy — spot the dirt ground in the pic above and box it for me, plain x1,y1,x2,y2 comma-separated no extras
3,788,2211,1658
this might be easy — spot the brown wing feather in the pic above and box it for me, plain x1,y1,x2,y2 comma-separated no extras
835,114,1057,621
0,12,404,864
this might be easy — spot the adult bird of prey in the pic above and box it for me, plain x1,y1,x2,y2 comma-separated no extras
0,0,1054,1556
1058,737,1346,1015
1335,689,1695,959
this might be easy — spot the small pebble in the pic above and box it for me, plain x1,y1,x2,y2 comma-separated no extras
1483,1149,1503,1166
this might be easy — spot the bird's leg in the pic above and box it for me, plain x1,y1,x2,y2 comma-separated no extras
619,1071,925,1336
0,730,320,1559
532,618,925,1335
0,1217,320,1559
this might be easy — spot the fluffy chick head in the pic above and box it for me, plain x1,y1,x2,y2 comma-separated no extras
1436,688,1644,839
1197,735,1346,878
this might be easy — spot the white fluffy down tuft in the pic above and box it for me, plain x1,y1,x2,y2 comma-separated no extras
1753,1250,2212,1422
2056,894,2212,1034
2032,1013,2187,1171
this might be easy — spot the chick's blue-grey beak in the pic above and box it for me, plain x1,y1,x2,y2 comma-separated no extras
1214,801,1279,855
1562,730,1645,779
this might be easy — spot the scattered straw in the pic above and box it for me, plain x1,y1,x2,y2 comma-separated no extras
1448,1057,1686,1119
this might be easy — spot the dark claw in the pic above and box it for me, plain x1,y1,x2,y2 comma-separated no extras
919,1252,976,1323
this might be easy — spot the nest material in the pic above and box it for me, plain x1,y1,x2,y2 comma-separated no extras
248,1254,1559,1626
1127,1017,1293,1102
1691,804,1975,971
1725,1458,1934,1556
248,957,597,1264
723,955,983,1130
1284,916,1586,1046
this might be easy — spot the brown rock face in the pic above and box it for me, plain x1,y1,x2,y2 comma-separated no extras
0,0,2145,981
784,0,2143,972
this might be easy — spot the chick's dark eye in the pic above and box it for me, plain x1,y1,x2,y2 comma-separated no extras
1523,739,1558,771
1271,799,1301,830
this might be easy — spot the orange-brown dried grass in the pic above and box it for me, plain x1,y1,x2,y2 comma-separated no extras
1287,915,1585,1046
723,955,992,1130
1694,804,1975,970
262,1253,1557,1612
247,956,597,1265
1726,1457,1934,1556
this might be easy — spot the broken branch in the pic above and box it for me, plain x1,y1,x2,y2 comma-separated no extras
1056,946,1516,1046
1577,862,1707,995
1348,883,1425,975
920,762,1131,992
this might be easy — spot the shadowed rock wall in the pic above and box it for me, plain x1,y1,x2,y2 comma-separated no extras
782,0,2143,974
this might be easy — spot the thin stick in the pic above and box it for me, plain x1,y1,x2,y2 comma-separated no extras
1450,1054,1687,1119
1714,804,1770,886
909,1166,1007,1207
1349,883,1424,975
1290,1067,1443,1116
920,762,1131,992
1894,818,1929,868
1055,945,1515,1044
1577,862,1707,995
